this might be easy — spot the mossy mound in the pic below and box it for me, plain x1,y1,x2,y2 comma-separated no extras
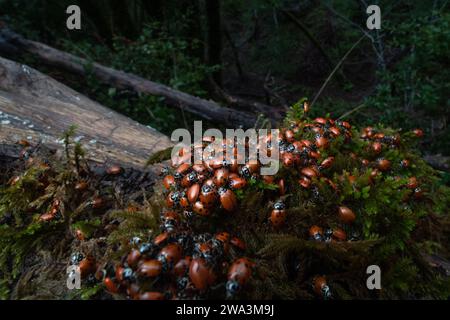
1,105,450,300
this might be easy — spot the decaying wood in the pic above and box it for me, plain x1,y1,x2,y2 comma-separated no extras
0,28,280,128
0,56,173,169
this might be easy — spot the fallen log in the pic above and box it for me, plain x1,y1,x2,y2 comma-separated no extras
0,56,173,170
0,28,280,128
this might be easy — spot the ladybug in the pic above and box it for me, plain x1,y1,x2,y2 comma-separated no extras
127,249,141,268
193,164,208,174
332,228,347,241
309,225,323,241
329,126,340,137
313,275,331,299
193,201,211,216
79,256,96,278
315,135,329,149
138,292,165,300
161,211,179,233
103,277,119,293
270,201,286,227
179,192,190,209
213,168,229,187
218,187,237,212
181,171,198,188
138,259,162,277
301,166,319,179
377,158,391,171
406,177,418,189
158,243,183,271
139,242,156,256
229,176,247,190
314,117,327,125
189,258,216,291
319,157,334,170
187,183,201,204
176,163,191,175
338,206,356,224
282,153,295,167
199,184,217,206
163,175,176,190
413,187,423,199
173,256,192,277
166,191,181,208
298,176,311,189
371,142,382,154
413,129,424,138
106,165,123,175
400,159,410,168
226,258,254,297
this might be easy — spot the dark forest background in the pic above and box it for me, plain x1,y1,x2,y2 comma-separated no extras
0,0,448,155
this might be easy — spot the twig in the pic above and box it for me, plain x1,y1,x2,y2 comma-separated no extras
338,103,366,120
311,35,366,108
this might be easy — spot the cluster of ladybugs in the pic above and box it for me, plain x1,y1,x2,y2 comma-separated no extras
73,102,424,300
95,226,254,300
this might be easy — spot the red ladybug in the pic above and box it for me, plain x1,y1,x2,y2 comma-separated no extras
301,166,319,179
79,256,96,278
127,249,141,268
371,142,382,154
298,176,311,188
229,176,247,190
138,259,162,277
309,225,323,241
406,177,418,189
189,258,216,291
332,228,347,241
154,232,169,246
176,163,191,175
158,243,182,268
319,157,334,170
163,175,176,190
173,256,192,277
400,159,410,168
187,183,200,204
338,206,356,224
199,184,217,206
413,129,424,138
270,201,286,227
377,159,391,171
315,136,329,149
313,275,331,299
193,201,211,216
218,187,237,212
226,258,254,297
213,168,229,187
104,277,119,293
329,126,340,137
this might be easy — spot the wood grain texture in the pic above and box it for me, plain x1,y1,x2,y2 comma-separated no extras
0,56,173,169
